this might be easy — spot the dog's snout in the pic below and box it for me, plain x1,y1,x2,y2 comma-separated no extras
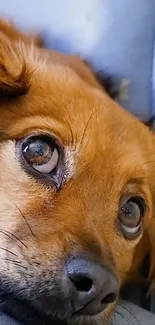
66,256,119,315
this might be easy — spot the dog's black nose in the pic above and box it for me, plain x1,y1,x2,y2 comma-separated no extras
66,256,119,315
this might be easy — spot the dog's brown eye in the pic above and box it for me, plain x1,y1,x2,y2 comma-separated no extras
119,196,145,239
22,138,59,173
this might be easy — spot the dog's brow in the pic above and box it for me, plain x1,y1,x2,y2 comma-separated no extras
128,177,146,186
0,131,8,141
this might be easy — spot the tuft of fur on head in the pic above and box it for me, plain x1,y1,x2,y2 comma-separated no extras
0,32,31,98
0,18,45,99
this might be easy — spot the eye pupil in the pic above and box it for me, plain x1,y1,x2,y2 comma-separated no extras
23,140,54,166
121,205,132,217
34,144,43,155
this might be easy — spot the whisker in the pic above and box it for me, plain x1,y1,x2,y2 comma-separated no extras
107,302,118,325
103,315,113,325
114,310,131,325
0,230,28,249
0,247,18,257
80,108,99,147
0,230,12,241
2,258,27,270
13,202,35,238
112,311,118,325
4,258,21,264
120,304,140,325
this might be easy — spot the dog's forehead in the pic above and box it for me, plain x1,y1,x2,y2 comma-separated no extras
0,57,152,178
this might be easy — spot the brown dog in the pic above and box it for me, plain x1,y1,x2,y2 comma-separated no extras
0,19,154,325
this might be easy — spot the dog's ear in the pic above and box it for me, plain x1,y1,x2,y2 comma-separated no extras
0,32,30,98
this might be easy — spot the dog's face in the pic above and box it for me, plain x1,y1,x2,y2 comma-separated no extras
0,21,155,325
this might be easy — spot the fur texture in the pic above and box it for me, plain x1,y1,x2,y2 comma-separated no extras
0,19,154,325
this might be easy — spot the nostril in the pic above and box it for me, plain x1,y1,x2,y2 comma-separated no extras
101,293,116,304
69,275,93,292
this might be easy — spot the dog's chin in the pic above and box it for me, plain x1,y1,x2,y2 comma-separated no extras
0,292,112,325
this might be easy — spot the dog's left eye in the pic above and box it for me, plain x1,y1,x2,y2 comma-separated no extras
119,196,145,239
22,137,59,174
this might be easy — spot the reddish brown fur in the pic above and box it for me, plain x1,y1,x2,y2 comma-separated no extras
0,19,154,325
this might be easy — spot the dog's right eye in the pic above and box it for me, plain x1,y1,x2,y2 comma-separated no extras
21,136,59,174
118,195,146,240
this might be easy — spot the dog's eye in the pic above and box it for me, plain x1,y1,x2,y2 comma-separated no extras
119,196,145,239
22,138,59,173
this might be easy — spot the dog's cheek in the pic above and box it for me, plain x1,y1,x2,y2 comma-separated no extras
0,141,54,268
109,233,147,285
